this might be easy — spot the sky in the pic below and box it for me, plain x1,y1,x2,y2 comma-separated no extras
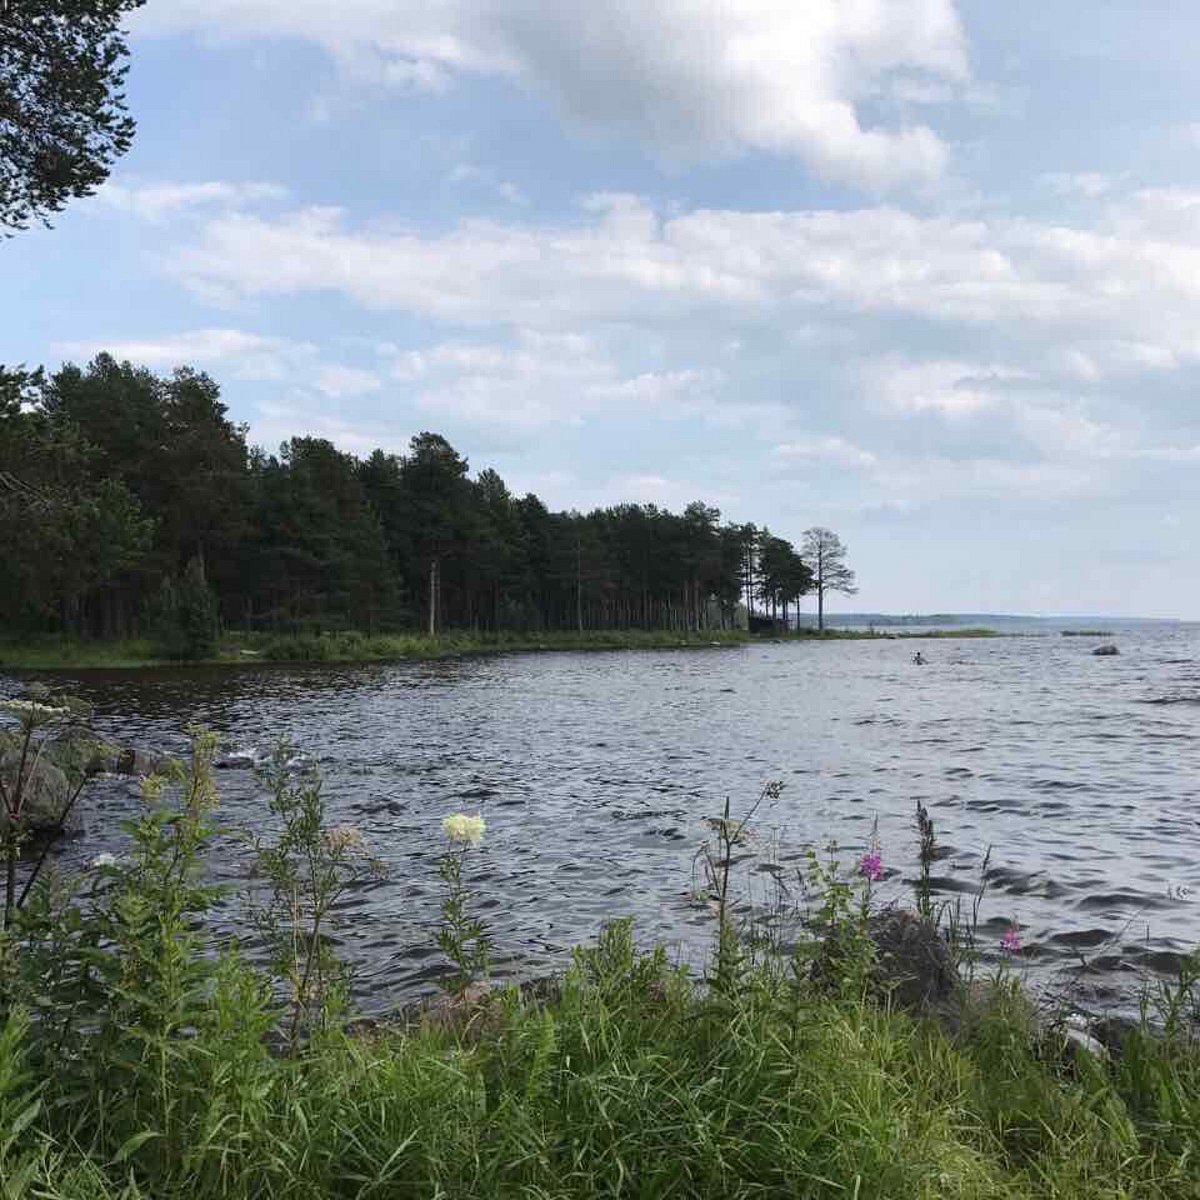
5,1,1200,618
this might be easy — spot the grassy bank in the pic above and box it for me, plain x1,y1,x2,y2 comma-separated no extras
788,625,1002,639
0,628,750,671
0,626,1018,671
1,723,1198,1197
6,927,1200,1199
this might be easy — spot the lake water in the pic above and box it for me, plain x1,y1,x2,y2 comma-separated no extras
7,625,1200,1013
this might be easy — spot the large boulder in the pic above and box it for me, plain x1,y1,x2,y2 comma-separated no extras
0,746,74,835
39,728,173,779
809,907,960,1019
867,908,959,1016
42,726,121,778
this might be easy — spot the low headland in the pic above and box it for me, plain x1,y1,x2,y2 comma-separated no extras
0,624,1008,671
0,701,1197,1197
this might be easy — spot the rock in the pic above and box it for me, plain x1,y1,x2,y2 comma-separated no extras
215,747,262,770
0,747,75,835
29,727,172,780
42,727,121,778
1089,1013,1139,1056
867,908,959,1016
1059,1012,1110,1060
1093,643,1119,656
112,746,174,777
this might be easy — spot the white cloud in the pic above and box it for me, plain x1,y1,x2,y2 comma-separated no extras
609,473,740,511
774,436,878,468
96,179,288,221
168,192,1200,382
1041,172,1116,199
589,368,719,407
1103,187,1200,243
135,0,968,189
385,330,720,430
54,329,384,404
448,163,526,205
53,328,311,381
870,359,1032,416
315,364,383,398
850,455,1102,508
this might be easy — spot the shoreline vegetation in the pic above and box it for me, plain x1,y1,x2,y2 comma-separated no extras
0,713,1197,1197
0,625,1015,671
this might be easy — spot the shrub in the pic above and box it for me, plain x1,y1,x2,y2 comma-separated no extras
151,557,220,660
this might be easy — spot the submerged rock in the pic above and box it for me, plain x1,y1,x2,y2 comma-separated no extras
1093,643,1119,656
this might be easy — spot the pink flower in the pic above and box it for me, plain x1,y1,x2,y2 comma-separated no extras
1001,926,1022,954
858,849,884,882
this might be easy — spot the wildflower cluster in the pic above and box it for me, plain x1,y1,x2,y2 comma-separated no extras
0,699,71,727
857,848,884,883
442,812,486,846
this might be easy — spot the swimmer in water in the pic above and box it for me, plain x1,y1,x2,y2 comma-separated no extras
913,651,926,665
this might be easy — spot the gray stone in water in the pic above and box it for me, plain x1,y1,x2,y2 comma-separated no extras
112,746,174,777
0,748,75,834
1093,643,1119,656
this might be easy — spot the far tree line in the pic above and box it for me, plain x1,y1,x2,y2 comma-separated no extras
0,356,857,645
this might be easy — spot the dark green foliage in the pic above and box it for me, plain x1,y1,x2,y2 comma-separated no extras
3,353,856,644
150,558,220,660
0,0,145,232
0,366,153,634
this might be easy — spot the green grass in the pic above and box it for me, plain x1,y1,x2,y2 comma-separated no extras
897,626,1002,639
0,626,1020,670
0,628,750,670
785,626,1003,640
3,923,1199,1198
0,637,165,669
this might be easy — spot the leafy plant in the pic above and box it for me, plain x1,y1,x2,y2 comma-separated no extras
248,740,383,1049
437,812,490,996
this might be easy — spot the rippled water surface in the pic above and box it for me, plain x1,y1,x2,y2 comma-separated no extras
9,626,1200,1010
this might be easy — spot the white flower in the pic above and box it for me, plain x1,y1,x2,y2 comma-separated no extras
91,853,117,869
1,699,70,724
442,812,486,847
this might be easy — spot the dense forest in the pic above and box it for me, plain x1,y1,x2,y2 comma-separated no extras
0,355,837,647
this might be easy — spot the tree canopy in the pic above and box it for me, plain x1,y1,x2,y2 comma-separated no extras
1,0,144,232
0,355,857,640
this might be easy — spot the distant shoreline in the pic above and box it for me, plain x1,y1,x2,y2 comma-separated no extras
0,625,1029,671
